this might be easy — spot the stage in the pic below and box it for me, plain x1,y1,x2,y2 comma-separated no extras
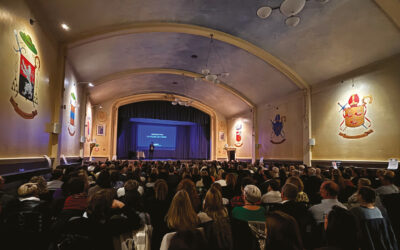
117,101,211,160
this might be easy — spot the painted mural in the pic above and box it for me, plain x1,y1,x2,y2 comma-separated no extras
338,93,373,139
10,30,40,119
234,121,243,147
68,90,77,136
270,114,286,144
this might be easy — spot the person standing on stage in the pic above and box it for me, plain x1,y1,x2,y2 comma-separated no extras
149,142,155,160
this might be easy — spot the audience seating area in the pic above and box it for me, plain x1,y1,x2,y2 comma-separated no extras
0,160,399,250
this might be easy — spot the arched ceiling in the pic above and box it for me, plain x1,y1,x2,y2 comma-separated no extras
29,0,400,116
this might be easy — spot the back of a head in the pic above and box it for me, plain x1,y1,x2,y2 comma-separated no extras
281,183,298,201
68,177,85,195
204,187,227,221
358,178,371,188
225,173,236,188
241,177,254,189
155,179,168,201
168,229,207,250
358,186,376,204
326,206,358,250
87,189,115,222
321,181,339,198
265,211,303,250
268,179,280,192
96,170,111,188
29,176,48,194
18,183,38,198
286,176,304,192
383,172,395,184
177,179,197,197
124,179,139,192
167,190,199,231
244,184,261,204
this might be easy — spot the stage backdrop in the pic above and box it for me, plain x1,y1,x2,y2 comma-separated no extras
117,101,210,159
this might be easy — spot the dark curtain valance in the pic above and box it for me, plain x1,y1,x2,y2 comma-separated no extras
118,101,210,125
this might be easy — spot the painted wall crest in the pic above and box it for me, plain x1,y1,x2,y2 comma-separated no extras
10,30,40,119
270,114,286,144
338,93,373,139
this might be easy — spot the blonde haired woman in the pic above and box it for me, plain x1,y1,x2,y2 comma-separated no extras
198,187,233,250
166,189,199,231
286,176,309,203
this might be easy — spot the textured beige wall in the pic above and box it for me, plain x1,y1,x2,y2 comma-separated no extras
258,92,304,160
227,112,253,159
59,62,83,157
216,113,228,159
312,57,400,161
0,0,58,158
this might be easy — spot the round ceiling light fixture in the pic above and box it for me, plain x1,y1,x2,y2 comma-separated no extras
280,0,306,17
257,6,272,19
285,16,301,27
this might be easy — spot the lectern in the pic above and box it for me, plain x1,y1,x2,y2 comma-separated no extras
226,147,236,161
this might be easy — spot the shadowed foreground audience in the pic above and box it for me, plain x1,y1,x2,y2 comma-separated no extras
0,161,398,250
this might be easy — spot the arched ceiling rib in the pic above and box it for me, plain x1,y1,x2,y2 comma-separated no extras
67,32,299,112
90,74,250,117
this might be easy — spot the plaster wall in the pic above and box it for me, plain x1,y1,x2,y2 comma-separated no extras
258,92,304,161
0,0,58,158
227,111,253,159
59,62,84,157
312,57,400,161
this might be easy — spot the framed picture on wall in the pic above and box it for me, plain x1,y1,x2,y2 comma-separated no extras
96,124,105,136
219,131,225,141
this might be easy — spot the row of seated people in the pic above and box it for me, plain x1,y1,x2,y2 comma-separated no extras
0,160,398,250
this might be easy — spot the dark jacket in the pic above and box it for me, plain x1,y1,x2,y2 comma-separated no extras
272,200,316,249
350,206,398,250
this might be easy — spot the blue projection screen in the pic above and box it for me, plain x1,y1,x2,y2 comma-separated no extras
137,124,177,150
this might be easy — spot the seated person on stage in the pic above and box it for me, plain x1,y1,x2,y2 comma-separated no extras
232,184,265,222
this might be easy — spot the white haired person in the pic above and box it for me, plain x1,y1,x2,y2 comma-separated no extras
232,185,266,222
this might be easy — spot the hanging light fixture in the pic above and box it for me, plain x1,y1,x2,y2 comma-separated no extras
195,34,230,84
257,0,329,27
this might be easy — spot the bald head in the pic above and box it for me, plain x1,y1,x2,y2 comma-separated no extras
320,181,339,199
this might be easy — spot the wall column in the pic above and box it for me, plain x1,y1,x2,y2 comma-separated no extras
47,44,66,168
252,107,258,164
303,88,312,166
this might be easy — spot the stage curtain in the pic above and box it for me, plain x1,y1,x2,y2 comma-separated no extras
118,101,210,125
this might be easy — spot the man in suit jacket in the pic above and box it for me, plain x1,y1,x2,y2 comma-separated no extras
272,183,315,249
149,142,154,160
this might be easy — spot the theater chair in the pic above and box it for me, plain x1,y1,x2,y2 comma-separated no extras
380,193,400,248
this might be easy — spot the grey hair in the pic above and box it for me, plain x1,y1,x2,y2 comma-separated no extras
244,185,261,204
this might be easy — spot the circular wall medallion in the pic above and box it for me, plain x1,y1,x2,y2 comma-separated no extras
97,110,107,122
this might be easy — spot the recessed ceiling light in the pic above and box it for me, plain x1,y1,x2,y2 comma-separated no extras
88,82,94,87
61,23,70,31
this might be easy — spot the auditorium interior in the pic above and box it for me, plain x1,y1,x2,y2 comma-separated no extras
0,0,400,249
